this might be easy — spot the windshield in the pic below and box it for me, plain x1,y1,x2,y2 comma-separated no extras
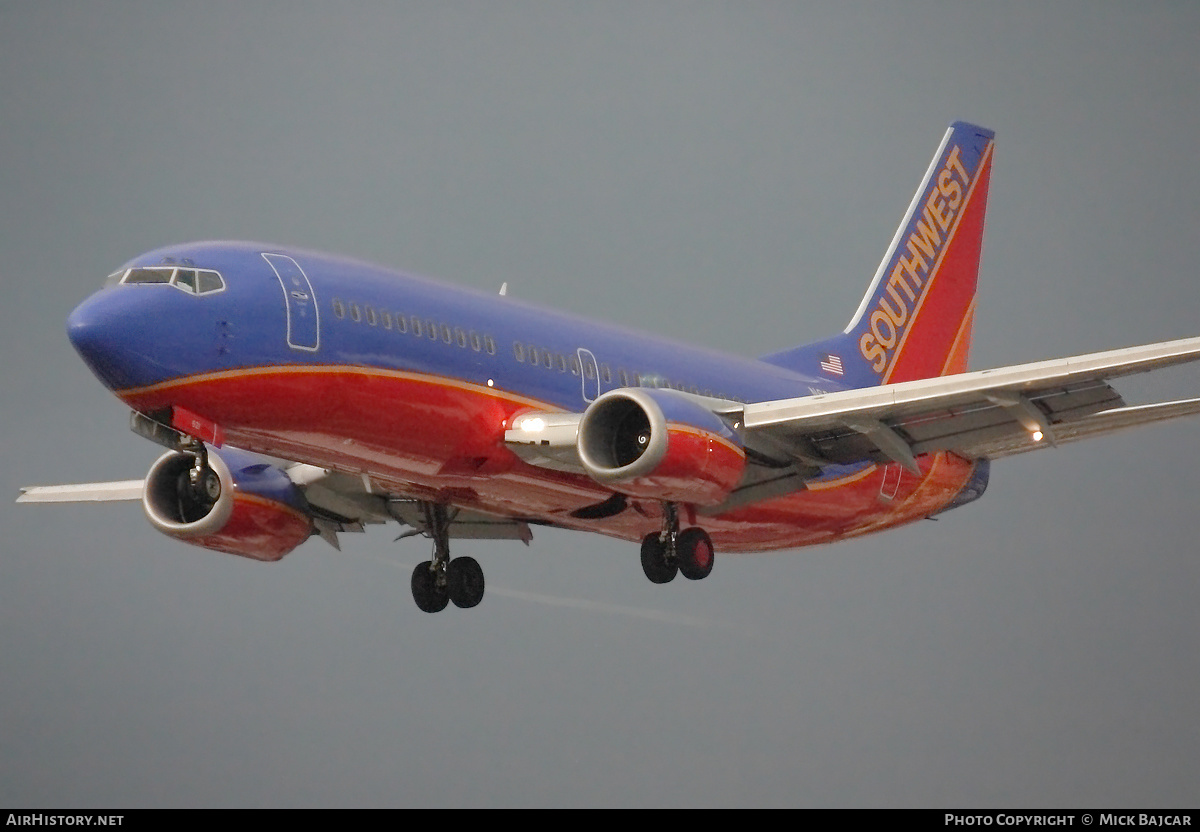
105,266,226,294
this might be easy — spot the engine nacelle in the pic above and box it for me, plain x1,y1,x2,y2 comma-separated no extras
142,447,313,562
577,388,745,506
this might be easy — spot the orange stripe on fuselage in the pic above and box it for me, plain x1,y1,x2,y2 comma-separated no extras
804,463,878,491
117,363,553,412
666,422,745,461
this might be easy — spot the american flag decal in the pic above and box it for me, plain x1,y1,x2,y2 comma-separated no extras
819,353,844,376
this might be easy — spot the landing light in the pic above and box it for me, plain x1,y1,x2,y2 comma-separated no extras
519,417,546,433
1031,430,1044,442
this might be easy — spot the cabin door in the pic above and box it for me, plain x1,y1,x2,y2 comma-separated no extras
262,253,320,352
578,348,600,403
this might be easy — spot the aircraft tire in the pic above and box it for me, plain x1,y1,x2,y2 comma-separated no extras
411,561,449,613
676,527,714,581
640,534,677,584
447,556,485,609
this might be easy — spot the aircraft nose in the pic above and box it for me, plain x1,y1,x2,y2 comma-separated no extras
67,291,141,391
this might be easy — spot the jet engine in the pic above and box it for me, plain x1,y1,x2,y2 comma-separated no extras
576,388,745,506
142,447,313,561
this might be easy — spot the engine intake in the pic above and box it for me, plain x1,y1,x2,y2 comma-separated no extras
142,448,312,561
577,388,745,506
143,450,234,538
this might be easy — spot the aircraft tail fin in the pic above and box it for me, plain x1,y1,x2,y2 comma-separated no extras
761,121,995,388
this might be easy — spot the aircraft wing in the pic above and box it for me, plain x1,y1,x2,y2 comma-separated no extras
285,464,534,547
17,463,533,550
738,335,1200,471
17,481,144,503
505,335,1200,510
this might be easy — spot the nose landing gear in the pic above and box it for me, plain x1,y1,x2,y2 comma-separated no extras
186,441,221,503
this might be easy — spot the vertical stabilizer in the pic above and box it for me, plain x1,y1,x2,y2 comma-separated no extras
761,122,995,388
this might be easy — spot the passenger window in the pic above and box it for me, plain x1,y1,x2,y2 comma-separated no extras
455,327,467,348
570,355,581,376
349,302,362,323
529,346,540,366
600,365,611,383
469,332,481,352
441,324,452,344
332,298,345,319
556,354,567,372
381,311,392,330
366,306,377,326
514,343,525,362
484,335,496,355
410,316,423,337
425,319,438,340
395,313,408,333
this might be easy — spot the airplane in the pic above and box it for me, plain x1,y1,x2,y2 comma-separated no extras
18,121,1200,613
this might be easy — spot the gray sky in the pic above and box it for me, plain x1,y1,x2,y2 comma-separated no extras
3,2,1199,808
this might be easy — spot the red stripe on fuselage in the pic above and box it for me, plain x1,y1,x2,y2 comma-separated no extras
118,366,976,552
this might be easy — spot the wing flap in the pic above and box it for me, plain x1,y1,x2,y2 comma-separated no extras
742,335,1200,467
965,397,1200,460
387,501,534,543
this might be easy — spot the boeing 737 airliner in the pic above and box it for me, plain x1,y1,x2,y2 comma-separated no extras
19,122,1200,612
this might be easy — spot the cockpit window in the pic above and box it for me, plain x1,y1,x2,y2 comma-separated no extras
124,267,173,284
196,270,223,293
174,269,199,293
113,266,226,295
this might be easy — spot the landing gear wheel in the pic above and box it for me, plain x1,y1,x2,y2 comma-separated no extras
676,527,714,581
640,534,677,584
411,561,449,613
447,556,485,608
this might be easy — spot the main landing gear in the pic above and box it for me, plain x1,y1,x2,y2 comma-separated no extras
409,502,485,613
639,502,714,584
